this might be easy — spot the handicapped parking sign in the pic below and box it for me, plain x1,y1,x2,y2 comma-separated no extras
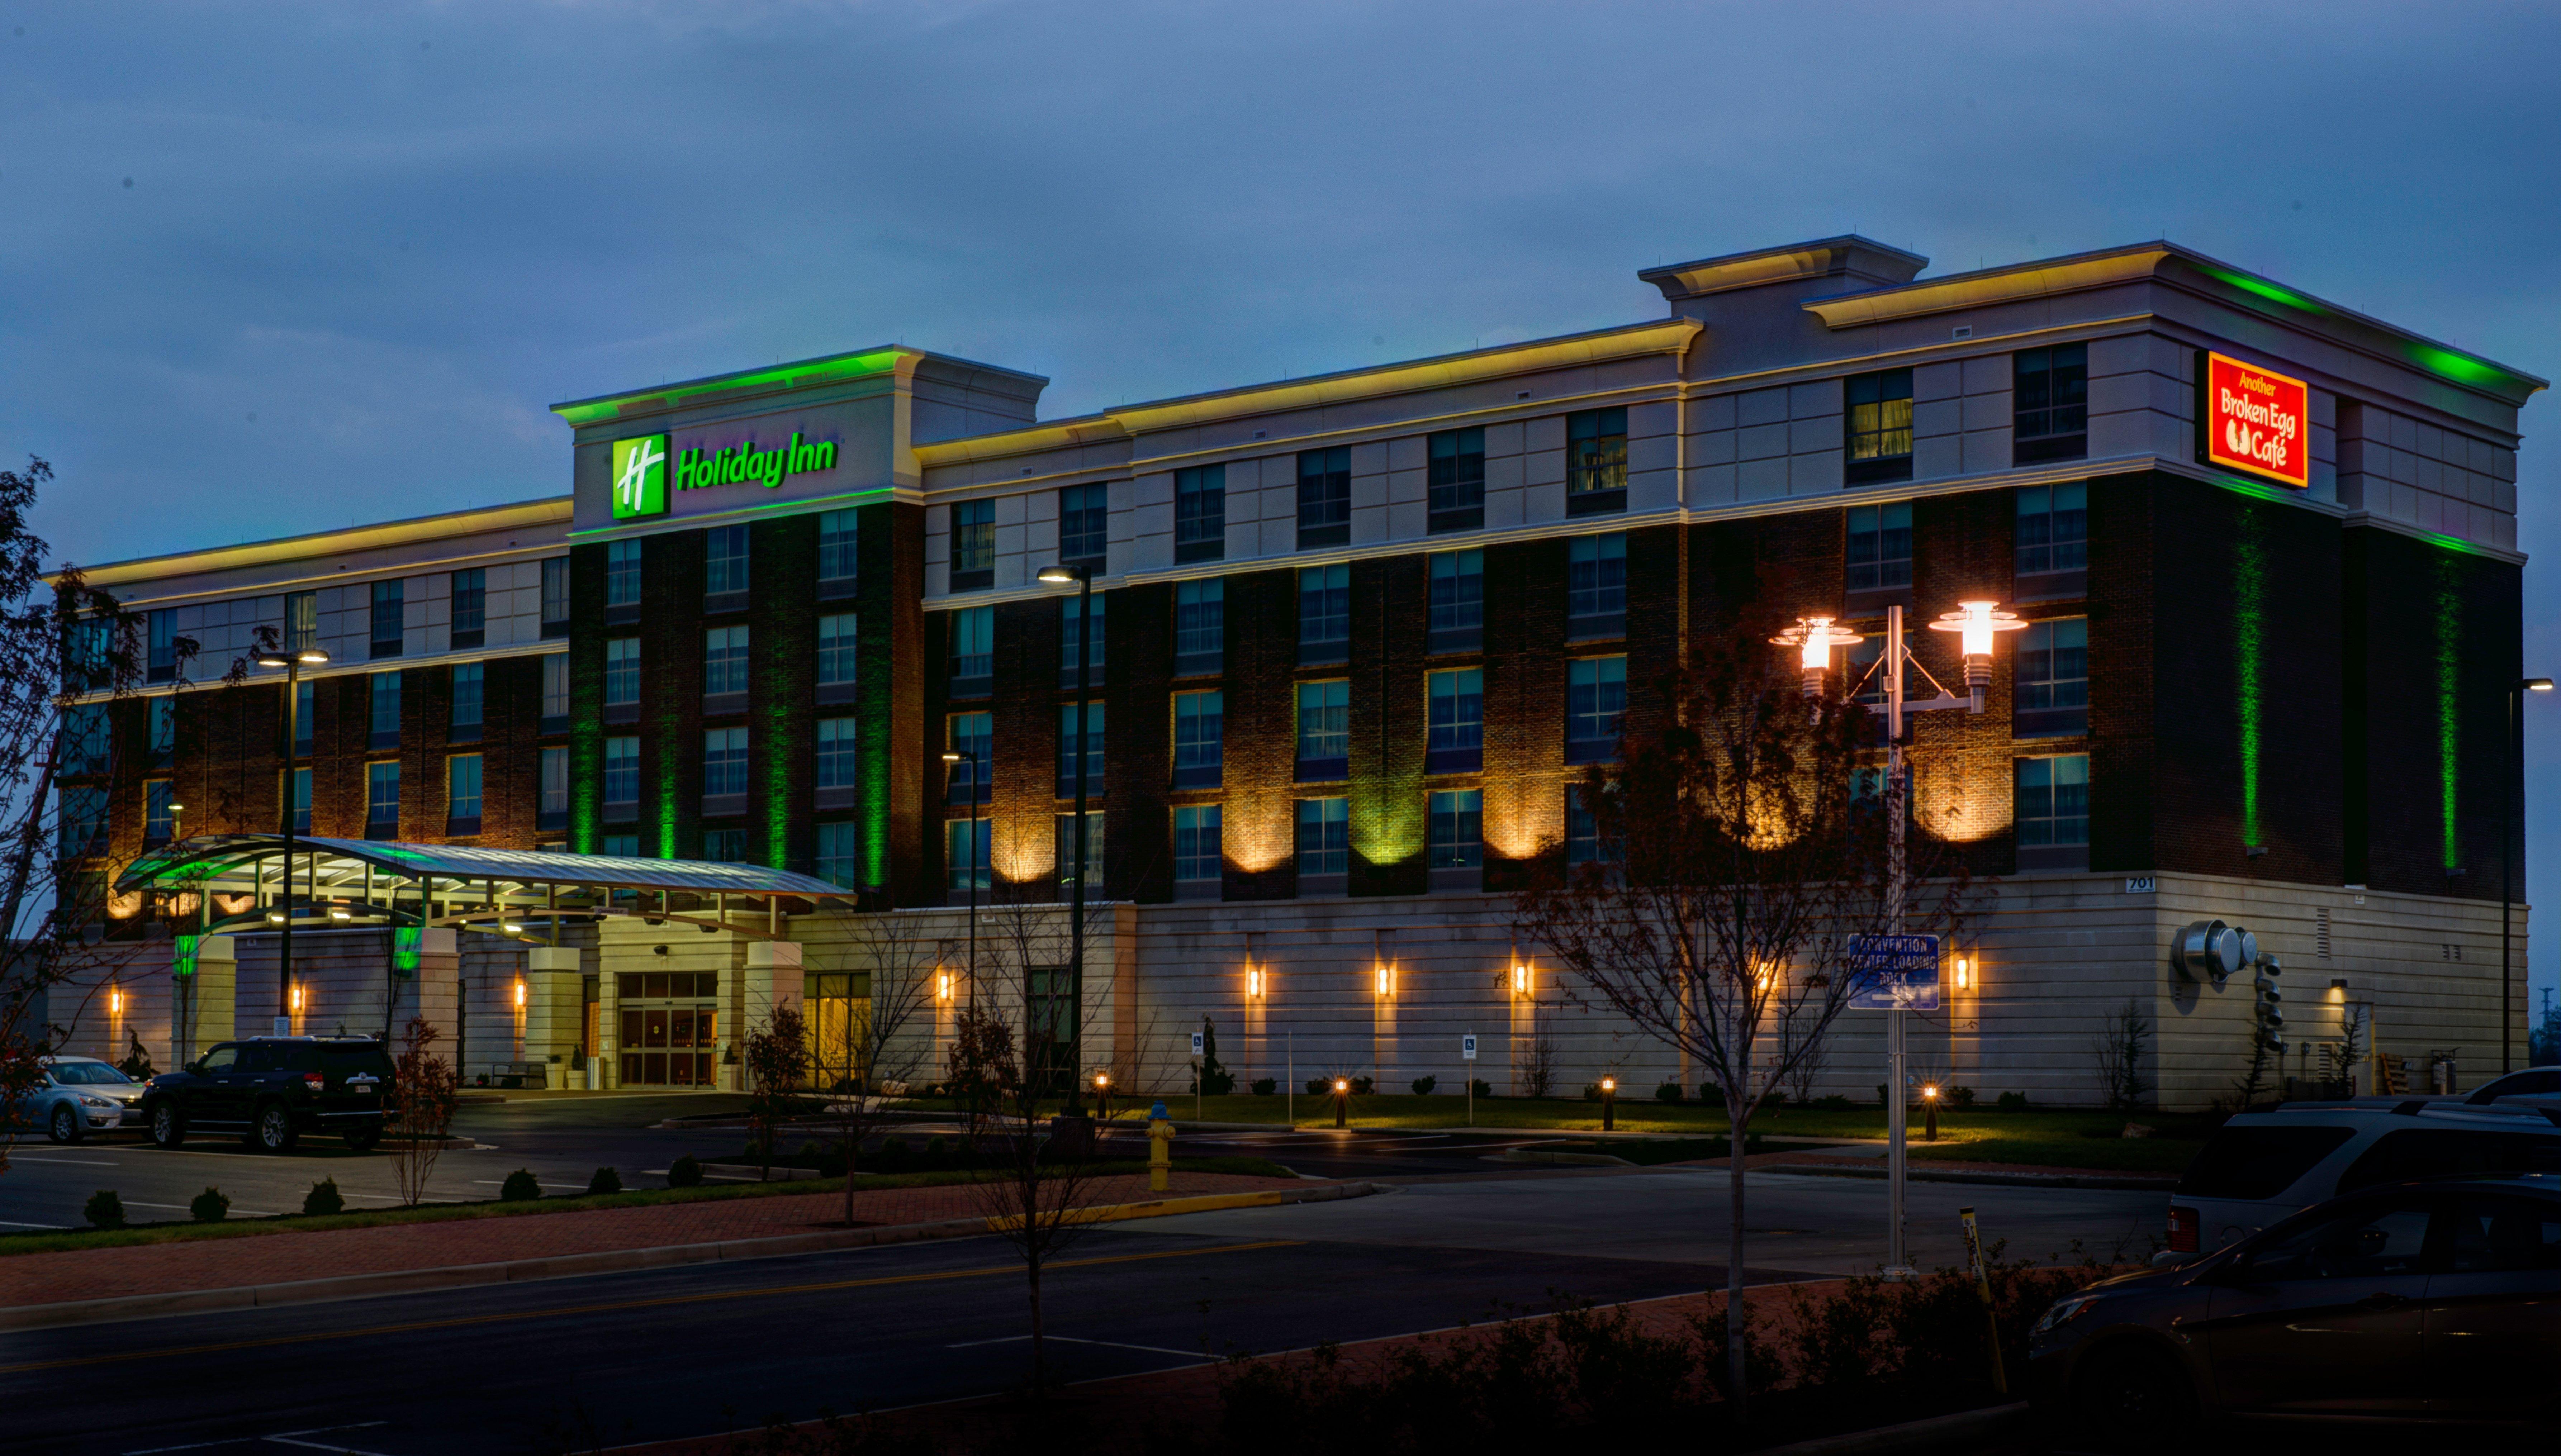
1462,1034,1478,1061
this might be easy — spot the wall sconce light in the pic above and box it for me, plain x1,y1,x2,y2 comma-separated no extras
1954,957,1972,991
1375,965,1393,997
290,984,305,1012
108,988,124,1016
1754,965,1775,994
513,980,526,1010
1247,968,1264,998
1512,963,1530,995
2329,978,2348,1003
936,972,953,1002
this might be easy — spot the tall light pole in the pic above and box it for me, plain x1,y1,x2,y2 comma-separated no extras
940,750,974,1026
1038,562,1094,1116
1779,598,2019,1279
254,642,329,1036
2505,676,2553,1074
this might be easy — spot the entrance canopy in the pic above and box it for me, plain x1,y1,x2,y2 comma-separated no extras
116,835,852,941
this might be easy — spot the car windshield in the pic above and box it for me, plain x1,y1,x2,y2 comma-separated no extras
49,1062,132,1086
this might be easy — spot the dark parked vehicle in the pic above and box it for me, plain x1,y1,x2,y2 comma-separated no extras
2029,1174,2561,1447
140,1037,393,1153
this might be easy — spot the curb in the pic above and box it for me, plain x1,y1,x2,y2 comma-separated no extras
1751,1401,2031,1456
0,1181,1375,1334
1769,1162,2176,1191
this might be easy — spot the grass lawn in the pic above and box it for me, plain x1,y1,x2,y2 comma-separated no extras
0,1154,1294,1258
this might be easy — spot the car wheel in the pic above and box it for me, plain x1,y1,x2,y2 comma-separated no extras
254,1102,298,1153
2076,1344,2199,1450
342,1123,381,1153
150,1100,186,1147
48,1104,81,1145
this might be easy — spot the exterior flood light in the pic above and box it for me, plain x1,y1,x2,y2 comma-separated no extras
1927,601,2025,710
1769,615,1862,698
936,971,953,1001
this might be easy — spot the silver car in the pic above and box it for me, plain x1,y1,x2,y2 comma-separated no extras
16,1057,145,1143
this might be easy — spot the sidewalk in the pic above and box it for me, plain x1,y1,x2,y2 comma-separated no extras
0,1171,1340,1328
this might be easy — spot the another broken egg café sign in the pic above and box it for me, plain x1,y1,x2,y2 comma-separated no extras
609,431,841,519
2200,352,2310,489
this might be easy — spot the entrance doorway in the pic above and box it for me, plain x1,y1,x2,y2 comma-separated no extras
617,971,718,1086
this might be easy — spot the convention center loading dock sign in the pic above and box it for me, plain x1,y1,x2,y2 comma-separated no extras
611,431,841,520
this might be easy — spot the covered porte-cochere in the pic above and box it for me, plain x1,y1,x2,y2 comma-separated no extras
79,837,854,1091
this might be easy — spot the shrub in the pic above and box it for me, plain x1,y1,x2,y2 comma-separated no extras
1655,1081,1685,1104
881,1135,911,1166
1582,1083,1603,1101
1948,1085,1977,1108
1877,1083,1891,1107
499,1168,543,1202
1306,1078,1331,1096
1996,1091,2029,1112
302,1178,345,1217
1350,1076,1375,1096
83,1189,125,1230
667,1154,703,1188
922,1135,949,1168
587,1166,623,1196
1252,1077,1277,1096
1812,1094,1855,1110
1698,1082,1722,1105
189,1186,231,1223
1471,1079,1493,1098
1410,1075,1437,1096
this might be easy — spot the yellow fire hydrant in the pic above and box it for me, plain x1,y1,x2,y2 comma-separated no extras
1147,1101,1175,1194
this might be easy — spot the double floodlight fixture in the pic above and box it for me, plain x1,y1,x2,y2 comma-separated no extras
255,646,331,669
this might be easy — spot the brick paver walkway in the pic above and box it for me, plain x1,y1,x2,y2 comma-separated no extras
0,1171,1298,1310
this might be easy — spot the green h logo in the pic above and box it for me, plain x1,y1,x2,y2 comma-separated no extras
610,435,669,519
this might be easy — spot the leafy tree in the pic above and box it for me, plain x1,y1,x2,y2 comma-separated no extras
387,1016,460,1206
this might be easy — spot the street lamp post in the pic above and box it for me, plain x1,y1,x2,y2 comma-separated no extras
254,643,329,1037
940,751,976,1036
2504,677,2553,1073
1038,563,1095,1116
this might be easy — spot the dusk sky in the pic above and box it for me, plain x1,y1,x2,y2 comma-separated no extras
6,3,2559,1009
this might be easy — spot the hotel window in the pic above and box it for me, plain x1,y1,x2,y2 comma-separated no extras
446,754,482,834
703,625,750,703
291,681,312,758
1566,406,1627,514
606,539,642,614
1295,679,1350,782
2015,482,2088,586
539,746,568,829
1426,668,1483,774
817,509,858,597
450,567,486,648
604,638,640,719
142,609,174,684
603,834,640,859
1057,702,1104,798
1175,578,1223,676
703,726,749,804
144,779,175,845
949,499,995,591
1172,690,1223,789
2014,619,2090,739
540,557,570,637
818,613,858,703
603,736,639,814
1428,550,1483,653
1428,427,1485,533
285,590,319,655
1296,446,1351,549
947,818,990,894
370,579,405,658
703,828,746,863
815,821,858,888
1566,656,1626,765
1844,369,1915,485
1058,482,1108,567
1175,464,1225,563
540,653,570,732
2015,754,2090,865
63,616,111,694
946,712,991,805
816,718,858,794
946,606,992,699
1567,533,1626,639
1845,502,1913,594
1296,798,1349,883
1299,563,1350,665
56,786,106,859
369,670,402,750
58,702,108,776
2012,343,2088,465
705,524,750,605
1565,785,1609,867
1054,811,1104,890
146,696,176,767
449,662,483,743
1173,804,1222,891
1060,591,1105,689
1429,789,1483,874
365,761,400,838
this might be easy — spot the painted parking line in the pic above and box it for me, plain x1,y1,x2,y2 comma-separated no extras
1,1238,1306,1377
123,1420,390,1455
4,1154,123,1166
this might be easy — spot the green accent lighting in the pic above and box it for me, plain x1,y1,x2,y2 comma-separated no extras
2235,508,2266,845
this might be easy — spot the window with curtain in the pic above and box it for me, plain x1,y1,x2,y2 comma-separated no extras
541,557,570,634
1845,503,1914,593
541,653,570,725
1056,702,1104,798
1567,534,1626,634
144,779,176,844
605,638,640,708
1175,464,1225,563
1058,482,1108,565
606,539,642,608
1426,669,1483,774
946,818,990,893
1567,656,1626,764
1844,370,1915,485
449,662,483,739
450,567,486,646
1566,406,1628,509
2013,344,2089,464
369,671,402,747
1174,805,1222,884
2015,755,2090,850
365,762,400,833
446,754,482,827
1299,563,1349,663
819,613,858,689
817,509,859,587
2014,618,2090,738
703,626,750,698
1060,591,1105,686
703,727,749,798
946,713,991,804
1175,578,1224,675
949,499,995,590
1172,691,1224,789
1429,789,1483,871
1428,428,1485,532
1428,550,1483,652
1296,798,1349,880
540,746,568,825
1296,446,1351,549
947,606,992,691
1296,680,1349,781
815,822,858,888
603,736,639,809
2015,483,2089,579
816,718,858,790
370,580,405,657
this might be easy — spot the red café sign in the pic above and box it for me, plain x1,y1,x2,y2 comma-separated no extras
2203,352,2310,488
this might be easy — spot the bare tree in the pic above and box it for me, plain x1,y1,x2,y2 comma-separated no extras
743,1004,809,1182
820,909,944,1226
387,1015,460,1206
2089,999,2153,1112
1512,634,1974,1413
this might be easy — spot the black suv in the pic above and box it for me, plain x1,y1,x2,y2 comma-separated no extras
142,1037,393,1153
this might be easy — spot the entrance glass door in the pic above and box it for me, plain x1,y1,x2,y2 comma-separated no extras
617,971,718,1086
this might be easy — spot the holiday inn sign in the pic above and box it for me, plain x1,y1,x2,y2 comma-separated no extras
610,431,844,519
